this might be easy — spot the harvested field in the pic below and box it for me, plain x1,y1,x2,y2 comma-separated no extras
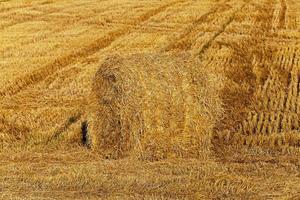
0,0,300,199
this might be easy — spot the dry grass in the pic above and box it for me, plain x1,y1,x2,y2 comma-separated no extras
0,0,300,199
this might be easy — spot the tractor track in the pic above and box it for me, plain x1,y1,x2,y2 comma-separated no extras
197,1,251,58
163,0,233,52
278,0,287,29
163,0,251,56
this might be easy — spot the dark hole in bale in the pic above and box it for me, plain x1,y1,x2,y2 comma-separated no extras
69,116,77,123
81,121,90,148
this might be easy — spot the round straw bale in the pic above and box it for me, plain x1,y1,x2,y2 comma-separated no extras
89,53,221,160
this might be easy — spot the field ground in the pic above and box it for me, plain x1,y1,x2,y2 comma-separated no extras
0,0,300,199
